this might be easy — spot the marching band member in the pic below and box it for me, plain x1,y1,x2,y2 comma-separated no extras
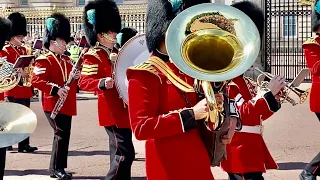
31,13,77,180
0,12,37,153
0,16,12,180
300,0,320,179
79,0,135,179
126,0,220,179
220,2,286,180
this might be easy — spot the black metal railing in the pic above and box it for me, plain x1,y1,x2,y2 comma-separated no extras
264,0,313,82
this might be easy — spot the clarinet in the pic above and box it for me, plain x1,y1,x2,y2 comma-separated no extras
50,52,85,119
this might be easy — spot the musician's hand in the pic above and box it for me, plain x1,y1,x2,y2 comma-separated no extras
0,56,7,64
267,75,286,95
19,68,27,78
57,87,69,98
221,117,237,144
192,98,209,120
104,77,114,89
215,93,224,105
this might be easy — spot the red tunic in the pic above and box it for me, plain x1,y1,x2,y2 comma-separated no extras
78,47,130,128
126,56,214,180
0,44,33,99
302,36,320,113
31,52,77,116
221,76,280,173
0,93,3,101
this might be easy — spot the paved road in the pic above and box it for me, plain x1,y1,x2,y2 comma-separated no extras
3,90,320,180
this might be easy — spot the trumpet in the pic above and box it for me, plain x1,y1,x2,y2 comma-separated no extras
254,68,310,106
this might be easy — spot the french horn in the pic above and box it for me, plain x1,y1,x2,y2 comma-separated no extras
166,3,261,131
0,57,22,93
0,102,37,148
0,44,38,93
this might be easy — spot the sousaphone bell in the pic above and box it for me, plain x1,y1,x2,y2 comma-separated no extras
166,3,261,131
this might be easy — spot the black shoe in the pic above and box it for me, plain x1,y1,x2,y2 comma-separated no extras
50,169,72,179
18,145,38,153
7,146,12,151
299,170,317,180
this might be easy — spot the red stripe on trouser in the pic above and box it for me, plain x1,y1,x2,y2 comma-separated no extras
52,117,60,170
313,164,320,175
111,127,123,180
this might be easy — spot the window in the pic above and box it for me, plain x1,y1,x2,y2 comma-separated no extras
78,0,85,6
114,0,124,4
20,0,28,6
282,15,297,37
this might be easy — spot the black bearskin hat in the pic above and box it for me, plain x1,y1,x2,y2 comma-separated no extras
118,27,138,47
0,17,11,49
43,13,71,49
7,12,27,38
231,1,264,39
312,0,320,32
146,0,211,52
83,0,122,46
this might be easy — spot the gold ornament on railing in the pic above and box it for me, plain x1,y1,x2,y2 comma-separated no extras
299,0,315,6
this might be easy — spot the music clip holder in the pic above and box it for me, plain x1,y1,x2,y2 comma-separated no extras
78,36,89,48
13,55,35,69
33,39,43,50
288,68,310,88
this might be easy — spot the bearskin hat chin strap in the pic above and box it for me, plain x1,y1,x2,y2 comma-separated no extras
102,33,117,44
12,37,22,45
95,33,117,48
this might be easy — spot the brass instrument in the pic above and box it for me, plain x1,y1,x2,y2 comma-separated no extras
165,3,261,131
22,44,37,87
0,102,37,148
0,58,22,93
0,44,39,93
255,68,310,106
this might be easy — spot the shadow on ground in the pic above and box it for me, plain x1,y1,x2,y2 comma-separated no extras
9,150,110,156
72,177,146,180
5,169,49,176
5,169,146,180
277,162,308,170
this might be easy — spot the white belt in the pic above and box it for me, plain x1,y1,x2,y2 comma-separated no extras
237,125,264,134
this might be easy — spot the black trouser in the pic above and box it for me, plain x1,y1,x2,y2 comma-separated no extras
104,126,135,180
44,112,72,172
0,148,6,180
303,113,320,176
5,97,31,148
228,172,264,180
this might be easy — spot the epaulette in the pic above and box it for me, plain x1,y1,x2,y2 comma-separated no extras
2,45,9,54
85,48,102,62
128,62,161,83
228,81,239,88
35,54,51,65
303,36,320,46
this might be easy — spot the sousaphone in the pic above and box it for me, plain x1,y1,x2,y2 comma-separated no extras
114,34,152,104
0,102,37,148
165,3,261,166
166,3,261,131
